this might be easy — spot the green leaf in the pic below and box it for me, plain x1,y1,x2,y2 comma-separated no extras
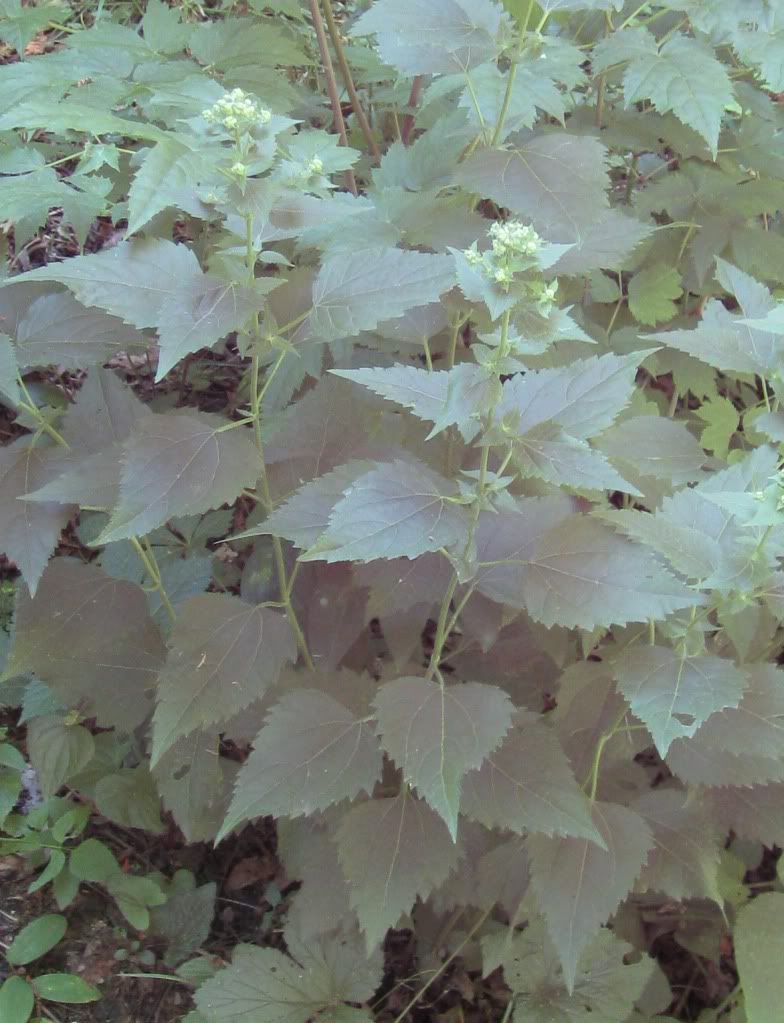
352,0,508,75
474,507,700,630
27,716,95,799
220,689,382,836
736,892,784,1023
8,559,164,730
487,924,657,1023
696,397,739,459
497,352,642,441
374,677,513,838
151,593,296,764
154,727,233,844
667,664,784,786
106,873,167,931
461,714,601,842
7,291,150,369
527,803,653,991
96,411,263,543
336,792,461,950
0,332,19,407
1,168,110,248
333,364,490,441
189,16,311,71
623,35,734,156
0,439,73,594
69,838,121,883
126,137,215,236
456,135,609,241
627,263,683,326
95,768,164,834
249,460,375,549
551,210,654,275
150,876,216,966
634,789,722,903
195,931,381,1023
140,0,192,53
612,647,748,756
301,458,469,563
6,915,67,966
0,976,34,1023
596,415,707,485
301,248,455,344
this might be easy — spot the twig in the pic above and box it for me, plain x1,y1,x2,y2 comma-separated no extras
321,0,380,163
308,0,358,194
401,75,423,145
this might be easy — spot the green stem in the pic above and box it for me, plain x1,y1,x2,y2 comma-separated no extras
16,375,71,449
491,2,532,146
583,706,629,801
130,537,176,622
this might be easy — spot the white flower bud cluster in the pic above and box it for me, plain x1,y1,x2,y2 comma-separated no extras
203,88,272,135
463,219,558,312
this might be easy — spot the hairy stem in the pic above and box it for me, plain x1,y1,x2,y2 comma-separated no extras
400,75,423,145
309,0,358,195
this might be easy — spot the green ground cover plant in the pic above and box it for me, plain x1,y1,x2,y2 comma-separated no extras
2,0,784,1020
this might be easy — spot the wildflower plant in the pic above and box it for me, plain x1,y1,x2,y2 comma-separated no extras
0,0,783,1021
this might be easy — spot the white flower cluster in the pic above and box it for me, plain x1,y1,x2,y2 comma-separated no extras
463,219,558,312
203,88,271,135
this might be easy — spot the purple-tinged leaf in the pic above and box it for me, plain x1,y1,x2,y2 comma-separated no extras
8,559,164,730
461,713,601,843
335,791,461,950
97,411,263,543
374,676,513,837
220,689,382,834
527,802,653,992
302,458,469,563
455,135,610,241
0,439,73,594
612,646,748,757
151,593,295,763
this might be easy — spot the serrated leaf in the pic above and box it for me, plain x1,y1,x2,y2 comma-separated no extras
8,291,150,369
511,424,641,494
333,363,490,441
455,135,609,241
735,892,784,1023
301,248,455,344
497,352,642,441
196,930,381,1023
527,802,653,991
151,593,295,763
696,396,739,459
8,559,164,731
150,879,216,966
335,792,460,950
628,264,683,326
141,0,192,53
96,411,262,543
612,646,748,757
154,727,234,844
0,332,19,407
352,0,508,75
596,416,707,485
374,677,513,838
623,35,734,156
461,714,600,842
633,788,721,903
666,664,784,786
126,137,216,236
551,209,655,275
220,689,382,834
488,923,656,1023
475,508,700,630
96,768,164,834
27,716,95,800
6,915,67,966
0,439,73,594
302,458,469,563
599,508,721,582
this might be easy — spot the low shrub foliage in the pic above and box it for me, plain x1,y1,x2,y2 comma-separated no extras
2,0,784,1020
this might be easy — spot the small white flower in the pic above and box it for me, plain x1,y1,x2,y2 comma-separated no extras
307,156,324,175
